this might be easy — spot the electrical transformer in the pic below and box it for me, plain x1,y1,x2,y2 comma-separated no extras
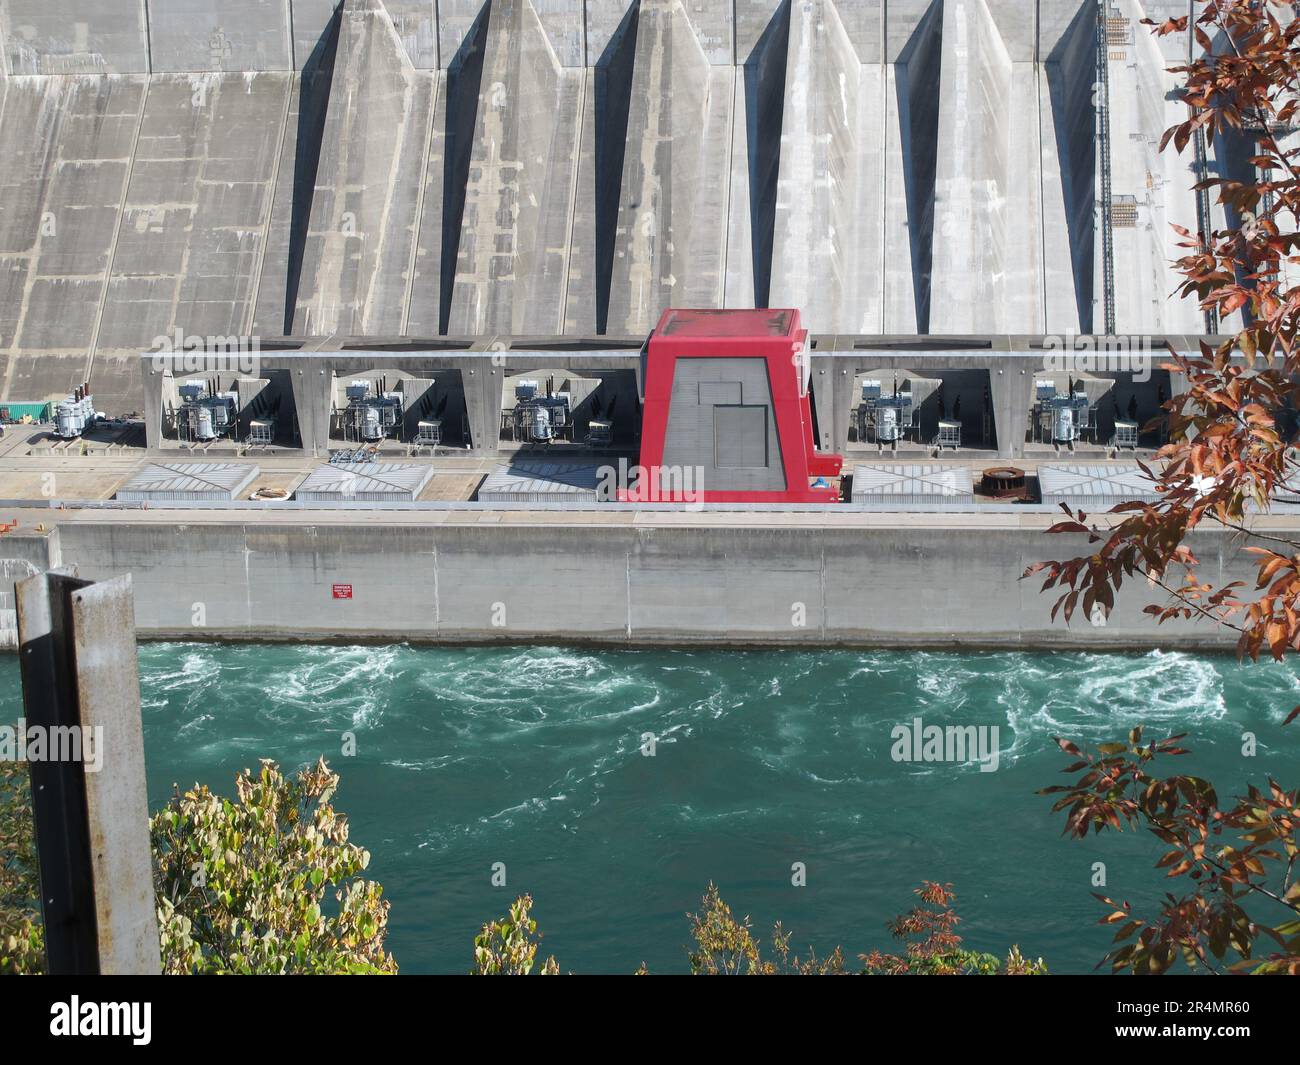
343,381,403,444
857,382,911,446
55,388,97,439
512,380,572,444
177,381,239,443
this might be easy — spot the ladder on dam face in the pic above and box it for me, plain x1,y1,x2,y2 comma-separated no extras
1096,0,1117,336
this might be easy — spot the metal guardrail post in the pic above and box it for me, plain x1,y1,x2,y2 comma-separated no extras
15,569,161,975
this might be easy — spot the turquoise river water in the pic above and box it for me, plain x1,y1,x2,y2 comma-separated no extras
3,644,1297,974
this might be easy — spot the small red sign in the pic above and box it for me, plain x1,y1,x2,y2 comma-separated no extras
332,584,353,600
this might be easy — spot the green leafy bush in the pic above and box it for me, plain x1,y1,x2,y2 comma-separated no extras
472,894,558,975
152,758,396,974
1,757,395,975
0,760,43,975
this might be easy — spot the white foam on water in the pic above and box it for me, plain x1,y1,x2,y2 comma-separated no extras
176,712,213,736
1074,650,1226,722
383,755,463,772
991,650,1243,772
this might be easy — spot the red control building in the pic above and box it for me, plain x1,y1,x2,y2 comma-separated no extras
623,308,843,503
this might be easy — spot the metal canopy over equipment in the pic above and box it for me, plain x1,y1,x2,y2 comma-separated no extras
477,463,603,503
851,464,974,505
295,462,434,502
115,463,261,502
1038,463,1159,510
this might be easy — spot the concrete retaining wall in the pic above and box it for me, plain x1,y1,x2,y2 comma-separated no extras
39,519,1252,649
0,527,61,648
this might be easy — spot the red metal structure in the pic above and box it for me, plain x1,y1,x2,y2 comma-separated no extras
624,308,842,503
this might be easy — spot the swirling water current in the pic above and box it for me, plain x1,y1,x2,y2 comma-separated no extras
3,644,1295,974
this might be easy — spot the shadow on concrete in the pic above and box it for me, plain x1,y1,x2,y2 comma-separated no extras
744,0,791,309
284,3,344,336
440,2,493,334
1048,0,1099,333
594,2,640,335
896,0,943,333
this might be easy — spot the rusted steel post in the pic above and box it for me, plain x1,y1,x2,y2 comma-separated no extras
15,569,161,975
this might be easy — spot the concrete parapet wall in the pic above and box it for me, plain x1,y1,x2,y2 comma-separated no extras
0,527,61,648
47,517,1249,649
145,0,294,72
3,0,151,74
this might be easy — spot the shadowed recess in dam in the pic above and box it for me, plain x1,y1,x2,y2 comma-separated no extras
1047,0,1100,333
593,3,640,336
284,8,343,337
896,2,942,334
440,4,492,335
0,643,1290,974
745,1,790,309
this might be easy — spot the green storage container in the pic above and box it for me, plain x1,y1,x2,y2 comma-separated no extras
0,402,52,423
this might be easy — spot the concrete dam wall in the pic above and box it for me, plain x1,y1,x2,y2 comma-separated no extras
0,1,1237,418
32,516,1252,649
